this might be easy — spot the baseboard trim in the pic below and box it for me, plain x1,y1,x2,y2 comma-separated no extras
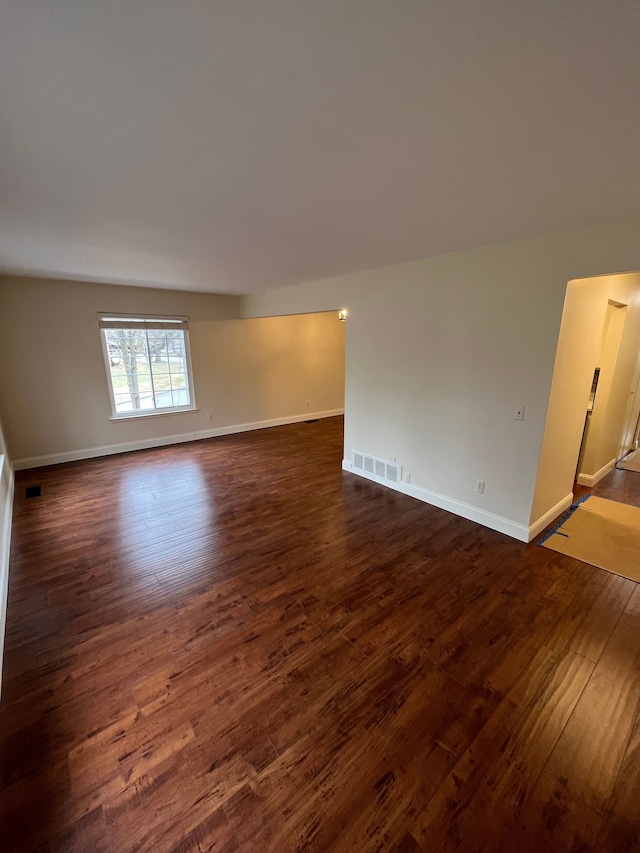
13,409,345,470
342,461,530,542
576,458,616,488
527,493,574,543
0,455,15,698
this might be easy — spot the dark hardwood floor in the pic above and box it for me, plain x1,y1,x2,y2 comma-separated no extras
1,416,639,852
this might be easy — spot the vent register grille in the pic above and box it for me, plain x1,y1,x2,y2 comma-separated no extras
352,452,401,484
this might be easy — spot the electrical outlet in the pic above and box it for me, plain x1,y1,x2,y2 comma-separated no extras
306,400,310,408
475,479,485,494
207,413,213,422
514,405,525,421
401,471,411,484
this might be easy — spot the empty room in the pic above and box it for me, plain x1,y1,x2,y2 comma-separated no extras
1,2,640,851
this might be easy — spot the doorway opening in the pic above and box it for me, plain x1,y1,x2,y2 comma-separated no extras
530,271,640,536
576,299,629,482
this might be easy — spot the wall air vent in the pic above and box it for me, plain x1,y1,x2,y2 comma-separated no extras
386,464,399,483
351,451,402,486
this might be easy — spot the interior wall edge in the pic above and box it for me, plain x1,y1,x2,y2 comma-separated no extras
341,460,530,543
527,492,575,543
576,458,617,488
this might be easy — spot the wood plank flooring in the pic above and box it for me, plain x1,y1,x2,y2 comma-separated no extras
1,416,640,852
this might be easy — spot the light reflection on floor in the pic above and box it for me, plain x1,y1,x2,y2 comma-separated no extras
116,457,217,578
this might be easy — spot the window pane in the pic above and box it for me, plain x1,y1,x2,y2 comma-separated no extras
148,333,168,368
172,389,190,407
170,372,186,391
114,393,133,412
119,374,151,408
103,326,193,416
109,370,129,392
154,389,175,409
152,372,171,394
165,331,184,354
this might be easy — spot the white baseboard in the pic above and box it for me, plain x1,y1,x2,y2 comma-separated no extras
13,409,345,470
342,460,530,542
0,454,15,698
527,493,574,543
576,458,616,488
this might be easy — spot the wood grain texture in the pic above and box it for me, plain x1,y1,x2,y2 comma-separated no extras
1,416,639,851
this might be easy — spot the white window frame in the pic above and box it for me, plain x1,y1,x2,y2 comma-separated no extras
99,313,198,420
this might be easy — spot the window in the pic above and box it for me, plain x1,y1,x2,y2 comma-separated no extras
99,314,196,418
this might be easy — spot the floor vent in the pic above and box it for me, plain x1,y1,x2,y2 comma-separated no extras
25,485,42,498
352,451,402,484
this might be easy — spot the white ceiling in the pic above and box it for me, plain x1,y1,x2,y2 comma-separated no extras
1,1,639,295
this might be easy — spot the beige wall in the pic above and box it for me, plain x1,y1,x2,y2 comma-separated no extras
531,278,606,521
0,276,345,465
242,218,640,540
619,348,640,455
595,293,640,466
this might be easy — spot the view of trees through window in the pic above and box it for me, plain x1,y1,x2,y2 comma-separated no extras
104,327,191,413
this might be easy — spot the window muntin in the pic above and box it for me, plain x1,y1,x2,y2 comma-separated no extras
99,315,196,418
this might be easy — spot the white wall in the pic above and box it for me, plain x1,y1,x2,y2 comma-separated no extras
0,276,345,467
241,218,640,541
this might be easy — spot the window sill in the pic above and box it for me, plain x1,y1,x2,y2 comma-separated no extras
110,407,200,422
